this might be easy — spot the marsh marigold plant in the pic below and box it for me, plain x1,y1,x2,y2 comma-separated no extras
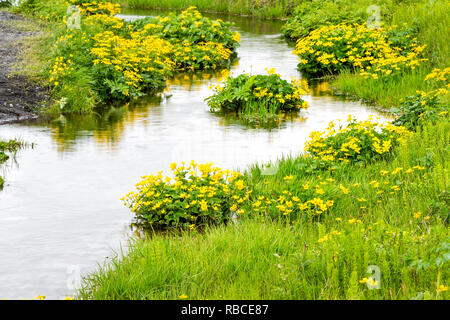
206,69,309,117
122,161,251,229
129,7,240,70
293,23,426,78
304,116,412,164
393,67,450,129
44,2,241,112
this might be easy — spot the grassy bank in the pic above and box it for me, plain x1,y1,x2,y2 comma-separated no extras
328,0,449,108
79,119,449,299
116,0,300,19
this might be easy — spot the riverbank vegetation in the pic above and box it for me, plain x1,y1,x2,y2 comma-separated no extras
281,0,399,41
80,117,449,299
13,1,240,113
288,0,449,109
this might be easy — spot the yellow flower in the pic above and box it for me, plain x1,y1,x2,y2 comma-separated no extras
179,294,188,299
439,284,448,292
391,167,403,175
235,179,245,190
339,185,350,195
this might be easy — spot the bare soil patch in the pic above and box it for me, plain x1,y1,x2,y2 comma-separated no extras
0,10,49,124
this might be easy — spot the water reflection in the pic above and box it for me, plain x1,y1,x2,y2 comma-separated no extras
49,97,161,152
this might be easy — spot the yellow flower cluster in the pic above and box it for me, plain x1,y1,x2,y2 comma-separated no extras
251,189,334,218
393,67,449,128
84,13,124,29
207,69,310,116
424,67,450,97
49,56,73,87
122,161,250,229
134,7,240,70
425,67,450,84
49,3,240,102
76,1,121,16
294,23,426,78
91,31,174,91
305,116,411,164
171,40,232,70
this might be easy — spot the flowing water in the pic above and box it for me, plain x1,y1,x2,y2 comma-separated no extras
0,9,390,299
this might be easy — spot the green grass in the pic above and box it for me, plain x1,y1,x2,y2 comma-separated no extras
0,139,27,161
79,119,449,300
116,0,300,19
334,68,433,109
0,139,28,190
331,0,450,108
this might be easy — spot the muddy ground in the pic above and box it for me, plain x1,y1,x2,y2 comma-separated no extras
0,10,49,124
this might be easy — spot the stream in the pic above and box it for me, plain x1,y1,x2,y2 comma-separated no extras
0,9,390,299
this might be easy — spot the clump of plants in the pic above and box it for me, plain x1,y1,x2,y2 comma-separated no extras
304,116,411,165
205,69,309,121
121,161,251,229
0,139,27,189
0,140,26,163
130,7,240,70
89,31,174,100
293,23,426,78
393,67,449,129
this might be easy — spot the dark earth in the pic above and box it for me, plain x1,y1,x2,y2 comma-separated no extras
0,10,48,124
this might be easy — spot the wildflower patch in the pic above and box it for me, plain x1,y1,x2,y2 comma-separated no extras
122,161,251,229
205,69,309,121
44,2,240,112
293,23,426,78
304,116,411,165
